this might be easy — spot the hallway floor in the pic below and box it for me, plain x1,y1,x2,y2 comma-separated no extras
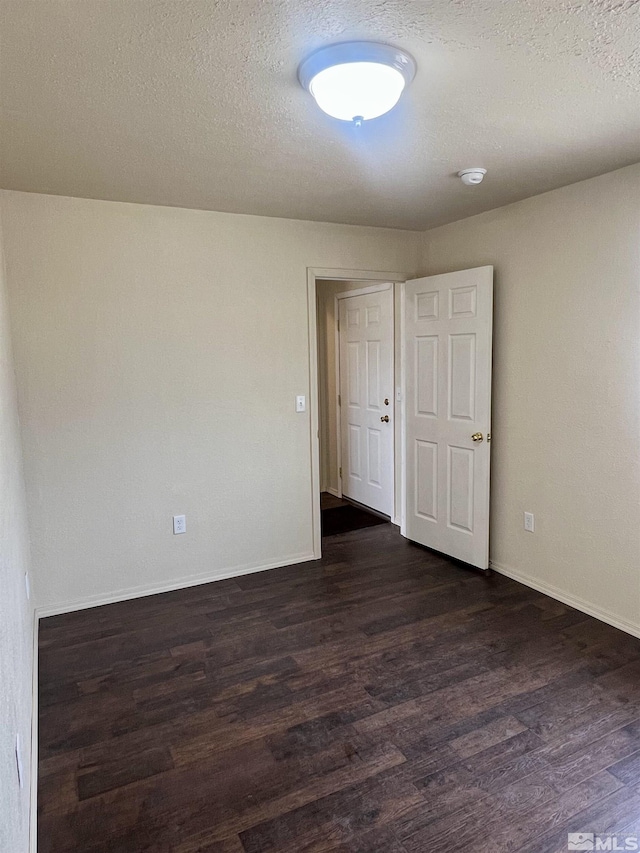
320,492,389,538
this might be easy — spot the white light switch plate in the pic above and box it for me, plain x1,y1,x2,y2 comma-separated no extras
296,395,306,413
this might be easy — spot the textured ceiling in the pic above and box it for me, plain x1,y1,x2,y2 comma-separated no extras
1,0,640,230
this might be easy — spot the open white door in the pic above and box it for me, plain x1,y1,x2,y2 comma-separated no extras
339,287,394,516
403,266,493,569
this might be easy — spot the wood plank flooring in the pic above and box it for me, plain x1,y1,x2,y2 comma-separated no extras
39,525,640,852
320,492,349,511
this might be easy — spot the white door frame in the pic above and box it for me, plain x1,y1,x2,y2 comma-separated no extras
307,267,409,559
334,283,394,504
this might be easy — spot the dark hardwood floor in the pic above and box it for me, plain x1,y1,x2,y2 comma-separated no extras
320,492,349,511
39,525,640,853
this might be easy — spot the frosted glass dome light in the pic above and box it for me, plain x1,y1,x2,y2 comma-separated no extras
298,42,416,124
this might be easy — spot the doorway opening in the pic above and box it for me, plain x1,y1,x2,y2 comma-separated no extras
308,265,494,569
314,274,402,542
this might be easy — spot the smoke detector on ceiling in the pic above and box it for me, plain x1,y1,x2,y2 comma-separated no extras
458,168,487,186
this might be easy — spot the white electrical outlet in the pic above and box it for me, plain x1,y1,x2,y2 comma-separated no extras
173,515,186,535
15,733,24,789
24,572,30,601
524,512,535,533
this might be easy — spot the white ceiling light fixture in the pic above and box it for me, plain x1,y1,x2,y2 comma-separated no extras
298,41,416,124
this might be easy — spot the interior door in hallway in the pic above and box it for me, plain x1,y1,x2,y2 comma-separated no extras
403,267,493,569
338,287,394,516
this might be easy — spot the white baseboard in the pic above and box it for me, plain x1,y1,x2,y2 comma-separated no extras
490,559,640,640
36,552,317,619
29,609,38,853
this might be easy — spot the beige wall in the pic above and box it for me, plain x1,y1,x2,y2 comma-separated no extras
1,191,421,612
0,211,33,852
2,164,639,645
421,163,640,634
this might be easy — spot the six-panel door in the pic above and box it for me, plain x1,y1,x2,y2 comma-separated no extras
403,267,493,569
339,288,394,517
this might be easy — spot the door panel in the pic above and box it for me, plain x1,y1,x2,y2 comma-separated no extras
366,341,381,409
348,425,361,479
448,445,474,532
403,267,493,569
339,287,394,516
449,333,476,420
347,343,360,405
416,336,438,416
415,440,438,520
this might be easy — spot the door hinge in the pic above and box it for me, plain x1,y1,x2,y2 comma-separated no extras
338,394,341,406
339,467,342,479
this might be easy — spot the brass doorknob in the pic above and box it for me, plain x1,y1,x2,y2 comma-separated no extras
381,415,390,423
471,432,484,442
